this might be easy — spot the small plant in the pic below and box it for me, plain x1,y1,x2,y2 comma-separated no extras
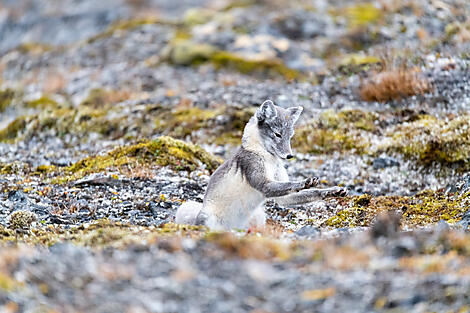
359,67,431,102
8,210,38,230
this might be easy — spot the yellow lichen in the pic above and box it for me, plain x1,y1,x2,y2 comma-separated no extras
381,114,470,168
324,191,470,228
211,51,303,81
293,109,377,154
52,137,222,183
0,116,27,142
0,89,15,112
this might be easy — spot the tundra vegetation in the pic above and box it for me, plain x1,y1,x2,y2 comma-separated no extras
0,0,470,311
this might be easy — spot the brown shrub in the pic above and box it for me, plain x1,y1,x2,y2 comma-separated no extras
359,68,431,102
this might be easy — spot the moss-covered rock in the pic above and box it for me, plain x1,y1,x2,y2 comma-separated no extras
381,114,470,169
25,96,59,109
52,137,222,183
324,190,470,228
293,109,378,154
166,40,217,66
211,51,303,81
334,3,382,28
183,8,215,26
164,40,303,80
0,116,27,142
0,219,208,248
87,18,174,43
0,89,15,112
155,105,255,145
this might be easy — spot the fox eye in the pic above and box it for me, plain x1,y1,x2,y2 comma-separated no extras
274,132,282,138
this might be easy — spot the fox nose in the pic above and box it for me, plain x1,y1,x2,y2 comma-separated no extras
286,154,293,159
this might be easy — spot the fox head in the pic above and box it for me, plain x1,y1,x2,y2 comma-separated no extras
253,100,303,160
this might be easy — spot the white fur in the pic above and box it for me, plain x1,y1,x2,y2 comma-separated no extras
175,113,292,230
174,201,202,225
203,166,265,230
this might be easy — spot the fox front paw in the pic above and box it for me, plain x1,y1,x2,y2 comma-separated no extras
303,177,319,189
323,186,349,198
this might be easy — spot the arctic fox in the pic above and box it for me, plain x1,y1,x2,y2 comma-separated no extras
175,100,348,230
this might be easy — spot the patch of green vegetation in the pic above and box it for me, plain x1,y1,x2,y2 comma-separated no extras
293,109,378,154
381,114,470,169
0,163,14,175
155,107,219,137
211,51,303,81
0,116,27,142
340,54,381,67
16,42,52,54
0,89,15,112
324,191,470,228
166,40,217,66
87,18,175,43
154,105,254,145
25,96,59,109
183,8,215,26
33,165,57,176
52,137,222,183
0,219,208,248
222,0,254,11
81,88,128,108
338,3,382,28
164,40,303,80
0,272,21,291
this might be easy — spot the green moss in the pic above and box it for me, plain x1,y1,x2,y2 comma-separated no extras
382,114,470,168
16,42,52,54
0,272,21,291
341,3,382,28
0,219,208,248
25,96,59,109
0,163,14,175
324,205,368,227
293,109,377,154
183,8,215,26
155,105,254,145
81,88,121,108
340,54,381,67
0,116,27,142
52,137,222,183
324,191,470,228
167,40,217,66
156,107,219,137
211,51,303,81
0,89,15,112
87,18,174,43
33,165,57,176
164,39,303,80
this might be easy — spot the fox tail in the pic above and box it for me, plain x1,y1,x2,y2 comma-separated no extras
175,201,203,225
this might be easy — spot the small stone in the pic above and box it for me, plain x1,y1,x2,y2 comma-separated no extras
295,225,320,237
373,157,400,169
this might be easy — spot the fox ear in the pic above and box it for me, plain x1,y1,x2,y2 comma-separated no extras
288,106,303,124
256,100,277,122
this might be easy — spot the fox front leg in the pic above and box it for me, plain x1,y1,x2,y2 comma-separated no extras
258,177,316,197
272,186,349,206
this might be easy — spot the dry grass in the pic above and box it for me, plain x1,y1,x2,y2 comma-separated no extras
359,67,431,102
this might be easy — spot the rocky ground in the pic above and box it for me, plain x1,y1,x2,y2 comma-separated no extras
0,0,470,312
